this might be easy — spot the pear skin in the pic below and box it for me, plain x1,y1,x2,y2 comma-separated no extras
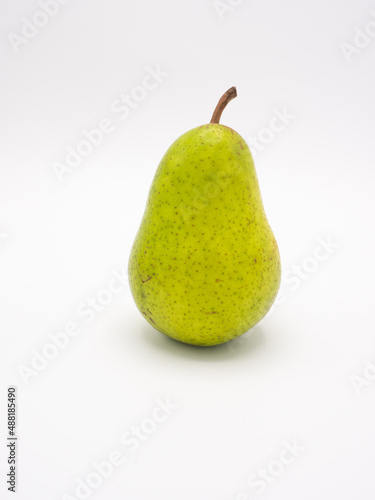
128,87,281,346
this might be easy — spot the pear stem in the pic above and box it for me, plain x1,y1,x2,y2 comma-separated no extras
210,86,237,124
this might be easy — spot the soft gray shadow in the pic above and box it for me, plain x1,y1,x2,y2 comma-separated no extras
140,322,268,362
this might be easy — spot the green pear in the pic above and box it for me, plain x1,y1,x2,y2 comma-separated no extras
128,87,281,346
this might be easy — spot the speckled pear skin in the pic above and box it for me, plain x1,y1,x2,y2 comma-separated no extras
128,124,281,346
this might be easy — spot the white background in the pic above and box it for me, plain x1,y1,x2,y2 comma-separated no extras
1,0,375,498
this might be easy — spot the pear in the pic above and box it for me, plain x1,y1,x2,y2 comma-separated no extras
128,87,281,346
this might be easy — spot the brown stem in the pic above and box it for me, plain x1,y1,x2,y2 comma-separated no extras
210,86,237,124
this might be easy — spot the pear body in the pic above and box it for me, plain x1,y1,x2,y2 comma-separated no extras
128,124,281,346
